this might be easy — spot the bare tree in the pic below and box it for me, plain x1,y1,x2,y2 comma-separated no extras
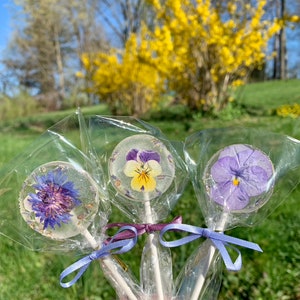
272,0,287,79
98,0,155,47
3,0,107,109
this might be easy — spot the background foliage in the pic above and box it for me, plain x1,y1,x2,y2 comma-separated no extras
0,81,300,299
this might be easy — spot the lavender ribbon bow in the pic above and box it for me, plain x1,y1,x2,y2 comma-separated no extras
60,226,138,288
159,224,263,271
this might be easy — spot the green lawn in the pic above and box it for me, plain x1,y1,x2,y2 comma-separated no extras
236,79,300,110
0,81,300,299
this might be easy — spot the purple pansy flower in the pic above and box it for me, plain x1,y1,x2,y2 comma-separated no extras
124,149,162,192
209,144,274,210
28,169,81,229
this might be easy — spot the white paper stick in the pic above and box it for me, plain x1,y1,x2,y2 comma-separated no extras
190,213,228,300
81,228,139,300
144,197,165,300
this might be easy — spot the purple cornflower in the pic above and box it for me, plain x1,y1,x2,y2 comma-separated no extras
209,144,274,210
28,169,81,229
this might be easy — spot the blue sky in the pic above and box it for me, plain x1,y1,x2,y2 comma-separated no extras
0,0,13,54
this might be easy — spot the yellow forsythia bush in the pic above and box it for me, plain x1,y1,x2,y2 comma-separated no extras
145,0,282,112
276,103,300,118
81,36,164,116
80,0,291,116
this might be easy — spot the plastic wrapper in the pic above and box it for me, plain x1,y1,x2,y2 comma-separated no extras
0,111,146,300
87,116,188,299
0,110,108,252
87,116,187,222
184,127,300,229
174,127,300,300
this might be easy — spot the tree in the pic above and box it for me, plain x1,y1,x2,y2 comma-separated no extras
269,0,300,79
3,0,107,110
143,0,284,112
98,0,155,47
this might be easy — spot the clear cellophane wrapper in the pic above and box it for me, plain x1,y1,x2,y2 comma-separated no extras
87,115,187,222
174,127,300,299
86,115,188,299
0,110,109,252
0,111,146,299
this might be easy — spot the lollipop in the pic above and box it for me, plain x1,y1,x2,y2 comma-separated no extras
19,161,99,245
109,134,176,299
167,126,300,300
159,143,274,299
0,111,142,300
188,144,274,300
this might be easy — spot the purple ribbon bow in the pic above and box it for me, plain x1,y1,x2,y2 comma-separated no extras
104,216,182,241
159,224,263,271
60,226,138,288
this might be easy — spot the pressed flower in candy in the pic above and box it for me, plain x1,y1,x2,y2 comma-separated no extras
109,134,175,201
208,144,274,211
20,161,100,240
124,149,162,192
28,169,81,230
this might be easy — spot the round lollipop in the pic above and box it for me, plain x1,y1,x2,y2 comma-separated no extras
109,134,176,299
19,161,99,246
19,161,140,299
203,143,274,229
109,134,175,203
176,143,275,300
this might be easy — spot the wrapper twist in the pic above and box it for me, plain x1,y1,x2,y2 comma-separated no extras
104,216,182,241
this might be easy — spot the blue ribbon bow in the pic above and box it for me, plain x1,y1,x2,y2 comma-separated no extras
159,224,263,271
60,226,138,288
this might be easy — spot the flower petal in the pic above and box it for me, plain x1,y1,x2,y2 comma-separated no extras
131,173,157,192
126,149,138,161
146,160,162,177
241,166,270,196
124,160,140,177
211,156,238,183
211,181,249,210
138,150,160,163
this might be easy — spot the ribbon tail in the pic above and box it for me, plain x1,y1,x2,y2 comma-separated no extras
60,226,138,288
209,231,262,253
60,256,92,288
211,240,242,271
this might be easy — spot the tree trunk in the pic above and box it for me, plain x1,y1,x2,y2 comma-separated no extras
54,24,65,109
274,0,287,80
279,0,287,79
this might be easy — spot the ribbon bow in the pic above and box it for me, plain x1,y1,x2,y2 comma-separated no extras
105,216,182,241
159,224,263,271
60,226,138,288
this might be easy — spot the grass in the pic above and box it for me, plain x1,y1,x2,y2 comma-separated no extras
236,79,300,112
0,80,300,299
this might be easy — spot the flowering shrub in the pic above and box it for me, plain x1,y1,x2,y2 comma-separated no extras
276,103,300,118
145,0,281,112
80,0,290,116
81,36,164,116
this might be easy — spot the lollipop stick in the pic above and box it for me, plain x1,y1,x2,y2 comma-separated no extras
144,198,165,300
190,243,217,300
190,213,228,300
81,228,99,249
81,228,139,300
